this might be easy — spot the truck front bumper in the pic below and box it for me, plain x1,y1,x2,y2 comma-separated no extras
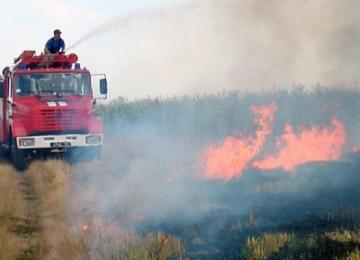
16,134,103,149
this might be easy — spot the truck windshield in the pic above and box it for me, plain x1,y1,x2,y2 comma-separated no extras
14,73,92,96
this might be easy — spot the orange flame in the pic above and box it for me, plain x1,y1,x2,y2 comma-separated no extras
202,104,277,180
253,117,346,171
81,224,90,231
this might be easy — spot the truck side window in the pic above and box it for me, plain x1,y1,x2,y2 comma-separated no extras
14,75,33,96
81,74,91,95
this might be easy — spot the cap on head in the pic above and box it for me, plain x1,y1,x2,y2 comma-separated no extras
54,29,62,35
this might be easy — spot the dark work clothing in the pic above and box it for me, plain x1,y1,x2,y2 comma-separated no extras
45,37,65,54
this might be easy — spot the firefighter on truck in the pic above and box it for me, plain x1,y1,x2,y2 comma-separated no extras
0,41,108,170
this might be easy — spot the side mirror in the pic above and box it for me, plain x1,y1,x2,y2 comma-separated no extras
100,78,107,95
0,82,4,98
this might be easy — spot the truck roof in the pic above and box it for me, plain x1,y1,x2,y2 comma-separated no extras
13,68,90,75
5,50,86,75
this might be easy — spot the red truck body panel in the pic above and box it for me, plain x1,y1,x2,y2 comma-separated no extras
1,51,104,147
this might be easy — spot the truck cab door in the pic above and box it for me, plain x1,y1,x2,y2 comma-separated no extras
0,77,10,145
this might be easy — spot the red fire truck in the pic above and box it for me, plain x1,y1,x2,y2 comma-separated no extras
0,51,107,170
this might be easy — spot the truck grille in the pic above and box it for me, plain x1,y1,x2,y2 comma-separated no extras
39,109,78,131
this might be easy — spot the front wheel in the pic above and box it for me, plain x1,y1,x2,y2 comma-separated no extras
11,139,27,171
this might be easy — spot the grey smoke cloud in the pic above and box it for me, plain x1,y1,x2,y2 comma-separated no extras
71,0,360,98
60,2,360,254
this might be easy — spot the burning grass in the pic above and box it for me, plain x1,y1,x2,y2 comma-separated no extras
0,89,359,258
77,220,183,259
203,103,277,180
22,159,184,259
85,88,360,257
15,157,360,259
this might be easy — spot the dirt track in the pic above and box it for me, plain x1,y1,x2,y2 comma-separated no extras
0,161,73,259
0,157,176,260
17,174,41,259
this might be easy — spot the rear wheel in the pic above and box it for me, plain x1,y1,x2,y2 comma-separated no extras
11,139,27,171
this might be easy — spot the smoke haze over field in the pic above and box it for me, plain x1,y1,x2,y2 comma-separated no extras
2,1,360,258
78,88,360,227
72,0,360,98
3,88,358,257
68,89,360,256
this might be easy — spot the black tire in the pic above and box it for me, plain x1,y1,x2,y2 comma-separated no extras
11,139,27,171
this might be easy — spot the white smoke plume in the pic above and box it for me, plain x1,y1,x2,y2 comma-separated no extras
70,0,360,98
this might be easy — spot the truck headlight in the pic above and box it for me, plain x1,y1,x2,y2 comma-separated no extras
19,138,35,147
86,135,102,145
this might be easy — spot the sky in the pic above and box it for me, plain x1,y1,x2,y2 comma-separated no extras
0,0,184,99
1,0,360,100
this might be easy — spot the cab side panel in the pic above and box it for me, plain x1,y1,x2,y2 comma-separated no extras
0,78,10,144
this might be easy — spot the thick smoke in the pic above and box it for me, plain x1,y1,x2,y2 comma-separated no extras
62,0,360,257
66,87,360,257
72,0,360,98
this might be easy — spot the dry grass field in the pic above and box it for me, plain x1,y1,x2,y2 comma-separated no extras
1,90,360,259
0,165,26,259
0,159,182,259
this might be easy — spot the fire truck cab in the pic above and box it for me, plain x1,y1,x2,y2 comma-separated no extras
0,51,107,170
